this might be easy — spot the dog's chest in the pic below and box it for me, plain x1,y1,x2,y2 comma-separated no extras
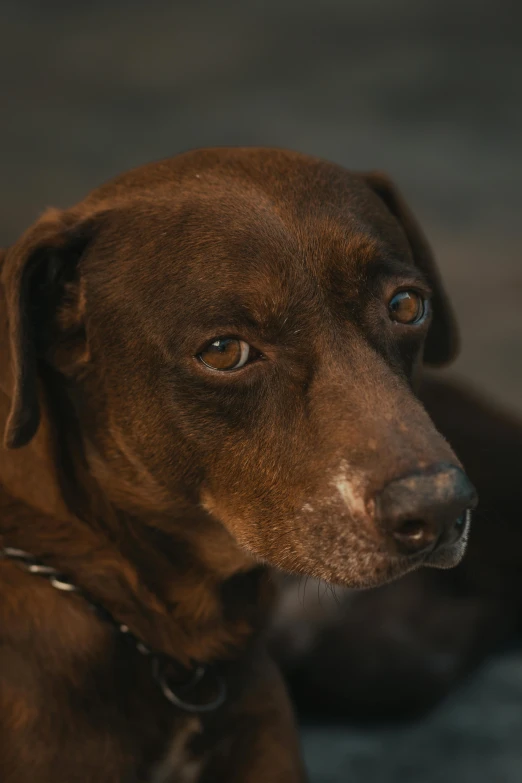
148,718,204,783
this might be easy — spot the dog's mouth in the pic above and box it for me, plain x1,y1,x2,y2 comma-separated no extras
422,510,471,570
311,508,472,590
201,481,473,590
349,526,470,589
393,508,471,574
416,509,471,569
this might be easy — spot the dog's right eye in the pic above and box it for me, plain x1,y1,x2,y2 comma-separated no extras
198,338,255,371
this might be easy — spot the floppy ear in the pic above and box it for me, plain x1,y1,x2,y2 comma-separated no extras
1,208,95,450
361,172,459,367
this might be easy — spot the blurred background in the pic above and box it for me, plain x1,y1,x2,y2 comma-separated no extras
2,0,521,780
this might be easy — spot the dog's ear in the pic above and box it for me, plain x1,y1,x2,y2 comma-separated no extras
361,172,458,367
1,208,97,449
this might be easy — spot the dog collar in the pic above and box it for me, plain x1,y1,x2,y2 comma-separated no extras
0,546,227,714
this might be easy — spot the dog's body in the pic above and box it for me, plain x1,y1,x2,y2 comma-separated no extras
0,148,475,781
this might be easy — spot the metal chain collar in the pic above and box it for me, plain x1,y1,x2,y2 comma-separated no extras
0,546,226,713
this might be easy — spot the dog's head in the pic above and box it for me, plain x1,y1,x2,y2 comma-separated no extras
0,148,476,587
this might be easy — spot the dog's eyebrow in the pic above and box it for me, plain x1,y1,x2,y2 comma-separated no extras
366,255,431,287
191,310,261,334
185,297,280,333
179,287,313,346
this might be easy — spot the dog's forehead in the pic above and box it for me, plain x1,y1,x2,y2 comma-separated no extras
87,148,409,265
94,194,389,324
85,151,416,336
93,162,409,285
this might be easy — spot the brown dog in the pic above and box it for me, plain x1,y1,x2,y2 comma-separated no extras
272,374,522,722
0,148,476,782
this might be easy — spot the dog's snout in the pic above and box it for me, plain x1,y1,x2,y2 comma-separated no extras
376,464,477,557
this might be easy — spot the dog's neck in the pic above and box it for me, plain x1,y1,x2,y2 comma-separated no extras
0,279,266,664
0,392,265,666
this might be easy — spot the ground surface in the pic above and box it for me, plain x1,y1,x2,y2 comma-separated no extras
2,1,522,780
302,651,522,782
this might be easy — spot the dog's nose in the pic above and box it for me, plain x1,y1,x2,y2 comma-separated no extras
376,464,477,556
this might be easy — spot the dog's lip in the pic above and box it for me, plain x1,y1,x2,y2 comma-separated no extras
423,514,471,570
424,546,463,570
383,513,471,574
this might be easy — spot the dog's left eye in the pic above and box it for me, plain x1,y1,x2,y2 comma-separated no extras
198,338,253,371
388,290,428,325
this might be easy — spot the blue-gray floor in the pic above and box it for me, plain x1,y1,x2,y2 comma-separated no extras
303,651,522,782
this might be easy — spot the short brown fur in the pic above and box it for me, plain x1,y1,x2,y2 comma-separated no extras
0,148,473,781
